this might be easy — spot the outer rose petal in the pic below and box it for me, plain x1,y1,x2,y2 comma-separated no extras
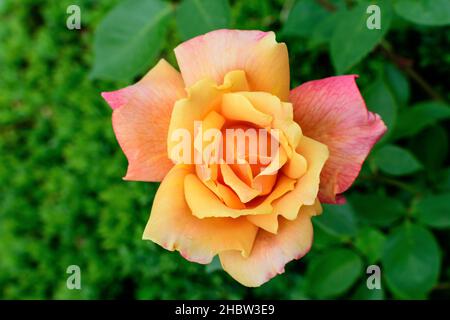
219,205,315,287
175,29,290,101
291,75,387,203
102,59,186,182
143,165,258,264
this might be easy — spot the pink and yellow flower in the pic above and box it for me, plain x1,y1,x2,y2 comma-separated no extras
101,29,386,287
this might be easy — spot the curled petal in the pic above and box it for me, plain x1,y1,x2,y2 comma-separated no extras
250,136,328,233
102,59,186,182
282,151,307,179
241,93,302,149
291,75,387,203
175,29,290,101
221,93,272,127
220,163,261,203
273,136,329,220
219,205,315,287
168,70,250,164
185,173,295,219
196,165,246,210
143,165,258,264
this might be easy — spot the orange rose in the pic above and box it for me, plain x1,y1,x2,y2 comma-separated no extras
102,29,386,287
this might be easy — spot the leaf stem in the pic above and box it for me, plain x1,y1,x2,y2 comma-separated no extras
314,1,443,101
380,41,444,101
433,282,450,291
315,0,337,12
361,175,421,195
280,0,295,23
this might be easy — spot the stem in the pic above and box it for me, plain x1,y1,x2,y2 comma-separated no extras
315,1,444,101
433,282,450,291
280,0,295,23
316,0,336,11
380,41,444,101
361,175,421,195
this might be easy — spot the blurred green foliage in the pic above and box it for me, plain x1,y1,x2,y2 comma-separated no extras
0,0,449,299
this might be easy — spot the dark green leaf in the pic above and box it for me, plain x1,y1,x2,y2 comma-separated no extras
330,0,392,73
282,0,329,37
350,193,406,227
176,0,231,41
314,203,358,237
373,144,423,176
312,226,342,251
351,282,385,300
91,0,171,80
393,101,450,140
306,249,363,298
383,63,410,107
416,193,450,229
308,11,343,47
364,76,398,139
438,168,450,192
354,227,387,264
382,223,441,298
394,0,450,26
412,125,448,171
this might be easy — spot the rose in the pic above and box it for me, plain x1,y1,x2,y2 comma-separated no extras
101,29,386,287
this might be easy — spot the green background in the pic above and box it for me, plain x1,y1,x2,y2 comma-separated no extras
1,0,449,299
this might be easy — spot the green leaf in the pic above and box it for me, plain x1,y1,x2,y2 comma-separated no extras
350,193,406,227
394,0,450,26
364,76,398,139
176,0,231,41
330,0,392,73
438,168,450,192
282,0,330,37
382,223,441,298
306,249,363,298
373,144,423,176
312,226,342,251
354,227,387,264
411,125,448,171
351,282,385,300
415,193,450,229
314,203,358,238
91,0,172,80
383,63,410,107
308,11,343,47
393,101,450,140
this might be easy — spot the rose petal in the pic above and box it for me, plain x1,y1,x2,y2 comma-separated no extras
282,150,307,179
196,165,245,210
221,93,273,127
291,75,387,203
229,162,253,186
241,93,302,149
185,173,295,218
247,136,327,233
252,173,277,196
174,29,290,101
274,136,329,220
102,59,185,182
168,70,250,164
219,205,315,287
220,163,261,203
143,165,258,264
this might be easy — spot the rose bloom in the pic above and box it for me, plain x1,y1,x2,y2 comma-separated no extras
101,29,386,287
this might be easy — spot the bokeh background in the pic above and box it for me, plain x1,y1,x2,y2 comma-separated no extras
1,0,449,299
